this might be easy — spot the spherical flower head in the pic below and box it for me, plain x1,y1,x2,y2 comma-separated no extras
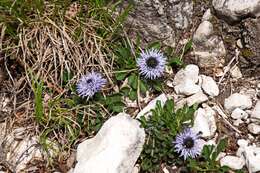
77,72,106,98
137,48,166,80
173,128,202,160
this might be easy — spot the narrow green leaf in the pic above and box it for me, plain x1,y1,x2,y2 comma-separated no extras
148,41,161,50
115,72,128,80
139,80,148,93
184,39,193,54
215,138,228,155
129,90,137,101
128,74,138,90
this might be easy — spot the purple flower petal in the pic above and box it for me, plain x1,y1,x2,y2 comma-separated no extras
173,128,202,160
137,48,166,79
77,72,106,98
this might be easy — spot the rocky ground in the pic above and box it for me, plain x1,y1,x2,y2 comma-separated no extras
0,0,260,173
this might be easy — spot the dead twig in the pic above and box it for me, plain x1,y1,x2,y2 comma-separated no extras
212,103,242,134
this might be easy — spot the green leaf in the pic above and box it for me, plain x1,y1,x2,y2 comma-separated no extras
183,39,193,54
153,81,162,91
115,72,128,80
112,3,133,32
117,46,131,59
110,103,124,113
139,80,148,93
215,138,228,156
120,87,130,96
220,166,230,172
202,145,214,160
105,94,122,104
135,34,141,54
64,98,75,107
128,74,138,90
148,41,161,50
168,57,183,66
234,169,244,173
188,158,198,169
129,90,137,101
165,99,174,113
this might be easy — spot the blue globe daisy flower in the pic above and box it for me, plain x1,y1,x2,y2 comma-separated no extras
173,128,202,160
77,72,106,98
137,49,166,80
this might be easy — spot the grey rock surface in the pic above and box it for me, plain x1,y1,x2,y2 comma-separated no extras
241,18,260,66
202,9,212,21
213,0,260,24
192,17,226,68
193,21,213,43
127,0,193,46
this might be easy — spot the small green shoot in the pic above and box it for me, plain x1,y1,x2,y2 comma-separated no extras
31,73,44,124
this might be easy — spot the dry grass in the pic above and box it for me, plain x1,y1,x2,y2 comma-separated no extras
18,18,114,91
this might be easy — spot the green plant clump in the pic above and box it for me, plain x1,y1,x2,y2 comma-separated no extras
138,99,241,173
138,99,196,172
188,138,230,173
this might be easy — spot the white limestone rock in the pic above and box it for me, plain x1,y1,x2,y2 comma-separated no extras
136,94,167,119
237,139,249,148
236,139,250,158
240,88,257,100
74,113,145,173
224,93,252,111
230,65,242,79
216,152,226,161
200,75,219,97
220,155,245,170
231,108,249,120
236,140,260,173
213,0,260,23
192,107,217,138
233,119,244,126
174,79,201,96
244,146,260,173
186,92,208,107
0,123,5,143
202,9,212,21
248,123,260,135
251,100,260,120
5,136,43,172
193,21,213,42
237,39,243,48
131,165,139,173
173,64,199,86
